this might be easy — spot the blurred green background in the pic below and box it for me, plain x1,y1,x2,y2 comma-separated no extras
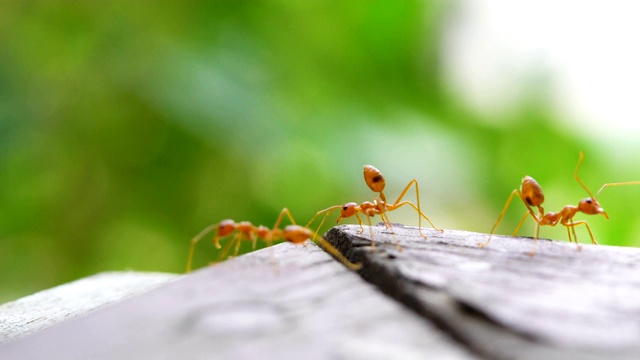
2,1,640,303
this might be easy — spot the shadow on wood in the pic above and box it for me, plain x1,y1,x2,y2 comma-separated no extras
325,224,640,360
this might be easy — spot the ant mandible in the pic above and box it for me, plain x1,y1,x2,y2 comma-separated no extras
306,165,443,251
186,207,361,273
478,151,640,251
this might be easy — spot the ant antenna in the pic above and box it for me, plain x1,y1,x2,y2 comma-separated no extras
596,181,640,199
575,151,640,200
574,151,597,199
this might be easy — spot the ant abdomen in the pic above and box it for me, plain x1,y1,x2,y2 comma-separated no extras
364,165,386,193
521,176,544,208
284,225,312,244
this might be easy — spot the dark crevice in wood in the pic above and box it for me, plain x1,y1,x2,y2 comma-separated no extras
326,226,494,359
324,225,640,360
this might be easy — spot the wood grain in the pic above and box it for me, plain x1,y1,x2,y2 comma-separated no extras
0,272,177,344
325,224,640,360
0,241,477,360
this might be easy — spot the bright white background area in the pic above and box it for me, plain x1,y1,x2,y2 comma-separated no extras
442,0,640,152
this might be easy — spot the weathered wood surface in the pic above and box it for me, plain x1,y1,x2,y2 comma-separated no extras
0,241,477,360
325,224,640,360
0,272,178,344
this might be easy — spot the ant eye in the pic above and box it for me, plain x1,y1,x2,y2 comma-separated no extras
343,206,348,210
586,199,592,204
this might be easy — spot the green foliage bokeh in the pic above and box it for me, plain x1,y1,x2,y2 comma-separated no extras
1,1,639,303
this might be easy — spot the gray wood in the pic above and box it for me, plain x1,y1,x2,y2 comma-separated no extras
0,241,477,360
324,224,640,360
0,272,178,344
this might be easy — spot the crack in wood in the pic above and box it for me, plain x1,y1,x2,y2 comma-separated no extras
325,225,640,360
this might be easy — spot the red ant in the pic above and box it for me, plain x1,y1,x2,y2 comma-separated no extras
186,208,361,273
479,152,640,252
305,165,443,250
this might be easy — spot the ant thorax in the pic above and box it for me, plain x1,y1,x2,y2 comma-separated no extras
539,211,562,226
359,201,379,217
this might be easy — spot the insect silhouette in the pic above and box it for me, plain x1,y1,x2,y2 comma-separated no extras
186,207,361,273
305,165,442,250
478,152,640,252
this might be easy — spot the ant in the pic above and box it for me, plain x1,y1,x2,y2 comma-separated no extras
479,151,640,252
186,207,361,273
305,165,443,251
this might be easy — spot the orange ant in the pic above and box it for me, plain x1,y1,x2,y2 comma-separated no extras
479,152,640,251
186,208,361,273
305,165,443,250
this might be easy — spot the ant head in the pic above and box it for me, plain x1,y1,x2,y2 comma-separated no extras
337,202,358,223
213,219,237,248
364,165,386,193
217,219,237,237
283,225,312,244
578,198,609,219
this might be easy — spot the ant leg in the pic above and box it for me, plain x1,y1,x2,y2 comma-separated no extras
533,205,544,239
260,207,300,248
479,189,518,247
563,222,583,251
512,212,541,256
249,232,259,252
313,213,332,241
351,212,366,234
317,237,363,271
561,219,578,244
218,233,239,261
528,221,542,257
581,221,598,245
273,207,298,229
379,211,392,229
480,189,541,248
565,220,597,245
354,212,377,250
185,223,219,273
250,232,258,251
391,179,442,236
375,210,402,251
510,212,541,256
528,237,538,257
306,205,342,241
512,212,529,236
480,189,524,247
570,219,579,244
233,233,248,257
377,198,393,230
565,223,574,243
391,200,440,237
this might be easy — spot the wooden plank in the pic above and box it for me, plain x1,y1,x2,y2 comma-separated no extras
324,224,640,360
0,241,478,360
0,271,178,344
